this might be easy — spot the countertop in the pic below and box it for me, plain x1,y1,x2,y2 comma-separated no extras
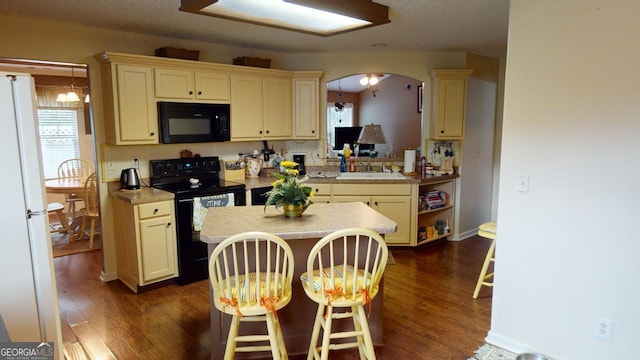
199,201,398,243
243,169,459,189
108,171,459,204
108,182,174,204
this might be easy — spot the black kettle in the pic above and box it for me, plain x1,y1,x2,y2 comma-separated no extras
120,168,140,190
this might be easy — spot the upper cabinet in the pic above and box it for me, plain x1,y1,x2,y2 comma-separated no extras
98,61,158,145
230,73,292,141
96,52,321,145
293,72,323,139
154,68,230,102
429,69,473,140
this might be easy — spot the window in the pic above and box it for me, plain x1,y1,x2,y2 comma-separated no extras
37,108,80,179
326,102,354,149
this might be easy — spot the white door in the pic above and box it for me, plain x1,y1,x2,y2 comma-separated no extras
0,74,63,356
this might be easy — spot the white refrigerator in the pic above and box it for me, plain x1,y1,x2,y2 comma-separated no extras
0,72,63,358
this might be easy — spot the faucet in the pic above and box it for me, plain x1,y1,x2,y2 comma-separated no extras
359,162,371,172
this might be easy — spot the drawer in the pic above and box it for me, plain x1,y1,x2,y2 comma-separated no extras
306,183,331,196
138,201,173,219
332,183,411,196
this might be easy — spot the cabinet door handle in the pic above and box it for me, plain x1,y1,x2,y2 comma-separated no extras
154,208,159,214
188,90,193,95
312,130,315,134
266,130,270,134
259,130,263,134
197,91,202,95
366,201,370,206
440,130,445,133
374,201,379,206
150,131,155,136
167,222,171,227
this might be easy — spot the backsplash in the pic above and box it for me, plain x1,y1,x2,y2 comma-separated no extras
101,140,324,182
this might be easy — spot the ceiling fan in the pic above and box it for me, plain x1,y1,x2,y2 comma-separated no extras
334,79,345,111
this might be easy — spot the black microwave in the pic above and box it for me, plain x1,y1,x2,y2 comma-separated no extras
158,102,231,144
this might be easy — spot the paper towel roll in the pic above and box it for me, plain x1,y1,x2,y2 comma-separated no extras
404,149,416,173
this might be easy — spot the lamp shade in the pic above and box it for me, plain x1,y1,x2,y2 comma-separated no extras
358,124,386,144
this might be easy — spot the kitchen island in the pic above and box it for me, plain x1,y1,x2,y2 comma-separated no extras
200,202,397,360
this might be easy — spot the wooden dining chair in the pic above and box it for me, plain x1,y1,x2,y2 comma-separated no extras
57,158,94,219
300,228,388,360
76,173,100,247
47,202,71,234
209,231,294,360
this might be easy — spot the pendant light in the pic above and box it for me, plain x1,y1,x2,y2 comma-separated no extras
57,67,80,102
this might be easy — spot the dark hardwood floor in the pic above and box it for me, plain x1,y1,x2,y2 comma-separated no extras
53,236,493,359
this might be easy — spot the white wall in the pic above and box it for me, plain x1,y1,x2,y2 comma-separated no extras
489,1,640,358
456,76,497,237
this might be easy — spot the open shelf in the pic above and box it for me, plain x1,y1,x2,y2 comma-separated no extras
418,204,453,215
417,232,451,246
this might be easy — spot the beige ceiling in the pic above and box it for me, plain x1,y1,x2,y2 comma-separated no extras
0,1,509,57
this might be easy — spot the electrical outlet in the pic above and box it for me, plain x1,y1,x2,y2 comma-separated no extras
594,317,613,340
107,161,115,170
132,157,140,169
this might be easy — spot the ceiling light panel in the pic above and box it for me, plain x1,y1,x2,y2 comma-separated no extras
180,0,390,36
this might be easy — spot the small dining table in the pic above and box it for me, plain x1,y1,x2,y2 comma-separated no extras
45,177,87,241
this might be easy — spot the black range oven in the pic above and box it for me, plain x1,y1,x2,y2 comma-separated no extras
150,156,246,285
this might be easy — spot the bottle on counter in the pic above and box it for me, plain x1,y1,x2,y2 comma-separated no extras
349,158,356,172
343,143,351,158
340,154,347,172
421,156,427,177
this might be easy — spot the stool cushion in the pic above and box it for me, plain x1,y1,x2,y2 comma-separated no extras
478,222,497,239
300,265,373,294
220,272,285,305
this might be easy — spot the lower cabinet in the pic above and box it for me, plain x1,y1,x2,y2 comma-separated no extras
113,199,178,292
332,183,417,246
306,182,332,204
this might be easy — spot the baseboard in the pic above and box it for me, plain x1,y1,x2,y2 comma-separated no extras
451,228,478,241
485,330,538,356
100,271,118,282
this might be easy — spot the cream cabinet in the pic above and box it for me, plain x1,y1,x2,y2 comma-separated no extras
112,199,178,292
97,52,320,145
293,72,323,139
429,69,473,140
230,74,292,140
306,182,331,203
98,62,158,144
332,183,417,246
154,68,230,102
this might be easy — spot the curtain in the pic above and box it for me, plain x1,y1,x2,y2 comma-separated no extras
35,85,84,109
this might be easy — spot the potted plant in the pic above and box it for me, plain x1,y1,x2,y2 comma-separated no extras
264,161,314,217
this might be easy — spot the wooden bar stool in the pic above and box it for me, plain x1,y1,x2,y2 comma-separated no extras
300,228,388,360
208,231,294,360
473,221,497,299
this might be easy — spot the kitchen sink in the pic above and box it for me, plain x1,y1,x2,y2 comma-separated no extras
335,172,407,180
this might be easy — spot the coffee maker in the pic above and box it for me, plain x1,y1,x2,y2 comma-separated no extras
292,154,306,175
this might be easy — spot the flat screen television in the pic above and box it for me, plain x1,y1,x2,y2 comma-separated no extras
334,127,373,155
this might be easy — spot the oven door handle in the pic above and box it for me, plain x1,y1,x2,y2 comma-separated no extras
178,198,194,203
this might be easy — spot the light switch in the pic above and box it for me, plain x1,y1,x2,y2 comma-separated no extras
517,174,529,192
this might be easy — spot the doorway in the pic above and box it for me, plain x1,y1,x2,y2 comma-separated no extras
0,58,101,257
